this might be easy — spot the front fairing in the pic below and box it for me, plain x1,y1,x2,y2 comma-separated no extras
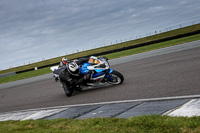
80,62,113,76
92,69,106,78
80,63,90,75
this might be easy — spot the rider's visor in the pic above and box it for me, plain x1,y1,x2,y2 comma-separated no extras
63,61,67,64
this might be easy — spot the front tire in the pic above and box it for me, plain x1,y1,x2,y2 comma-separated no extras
107,70,124,85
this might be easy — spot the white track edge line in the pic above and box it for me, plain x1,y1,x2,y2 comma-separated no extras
162,99,194,116
1,94,200,115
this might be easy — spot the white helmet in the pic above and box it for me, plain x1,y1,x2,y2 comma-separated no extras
62,57,68,64
67,62,79,76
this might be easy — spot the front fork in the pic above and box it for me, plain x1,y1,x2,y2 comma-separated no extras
105,68,114,81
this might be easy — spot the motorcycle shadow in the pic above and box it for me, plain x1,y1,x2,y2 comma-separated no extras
72,83,124,96
72,83,118,96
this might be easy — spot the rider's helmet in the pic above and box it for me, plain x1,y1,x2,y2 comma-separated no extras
67,62,79,76
62,57,68,65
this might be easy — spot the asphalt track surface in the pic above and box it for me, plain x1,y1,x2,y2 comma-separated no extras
0,41,200,113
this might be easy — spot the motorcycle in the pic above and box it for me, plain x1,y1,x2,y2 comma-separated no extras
51,56,124,96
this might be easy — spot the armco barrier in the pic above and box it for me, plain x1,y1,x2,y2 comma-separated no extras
0,72,16,78
15,62,60,74
91,29,200,56
10,29,200,75
16,68,35,74
78,29,200,59
37,62,60,69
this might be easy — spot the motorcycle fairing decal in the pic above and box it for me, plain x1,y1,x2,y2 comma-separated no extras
92,68,112,78
108,68,113,74
94,69,105,73
80,62,113,79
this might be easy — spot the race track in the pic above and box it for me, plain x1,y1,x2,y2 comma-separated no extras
0,41,200,113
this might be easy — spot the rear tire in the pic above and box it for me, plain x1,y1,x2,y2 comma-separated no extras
107,70,124,85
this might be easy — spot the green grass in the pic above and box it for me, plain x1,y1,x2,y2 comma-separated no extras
0,33,200,84
1,23,200,75
0,67,51,84
0,115,200,133
103,33,200,59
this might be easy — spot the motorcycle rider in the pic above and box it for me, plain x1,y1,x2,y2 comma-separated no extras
54,57,68,82
59,57,68,67
59,57,90,97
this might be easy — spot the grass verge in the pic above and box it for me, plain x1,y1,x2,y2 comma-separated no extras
0,33,200,84
103,33,200,59
0,115,200,133
0,67,51,84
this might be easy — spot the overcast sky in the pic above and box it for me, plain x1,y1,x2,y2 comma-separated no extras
0,0,200,70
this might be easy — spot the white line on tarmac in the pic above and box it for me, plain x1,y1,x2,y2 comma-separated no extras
1,94,200,115
167,99,200,117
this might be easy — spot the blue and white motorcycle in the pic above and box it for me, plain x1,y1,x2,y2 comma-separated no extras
80,56,124,86
51,56,124,94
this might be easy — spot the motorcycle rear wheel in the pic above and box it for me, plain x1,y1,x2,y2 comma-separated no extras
107,70,124,85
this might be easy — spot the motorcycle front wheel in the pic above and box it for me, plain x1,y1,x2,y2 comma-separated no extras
107,70,124,85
